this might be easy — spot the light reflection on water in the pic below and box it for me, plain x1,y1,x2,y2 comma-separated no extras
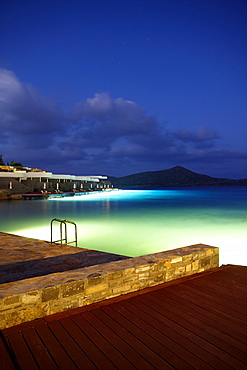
0,187,246,266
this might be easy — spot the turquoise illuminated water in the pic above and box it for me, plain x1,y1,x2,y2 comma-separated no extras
0,187,246,266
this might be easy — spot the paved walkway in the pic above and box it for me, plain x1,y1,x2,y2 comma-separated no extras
0,232,129,284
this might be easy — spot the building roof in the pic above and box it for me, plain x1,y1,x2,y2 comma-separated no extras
0,169,107,182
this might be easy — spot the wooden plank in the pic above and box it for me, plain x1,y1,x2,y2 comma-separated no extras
35,324,78,370
59,317,115,370
71,313,135,369
211,273,247,288
134,292,247,367
140,289,247,359
183,279,247,316
89,307,164,369
159,286,247,341
47,320,96,370
191,272,247,301
96,305,179,369
164,284,247,335
5,331,39,370
2,318,46,336
154,288,247,344
93,306,172,369
0,334,16,370
216,266,247,281
153,288,247,346
228,265,247,275
115,299,236,370
168,282,247,326
198,268,247,287
105,302,204,370
21,327,58,369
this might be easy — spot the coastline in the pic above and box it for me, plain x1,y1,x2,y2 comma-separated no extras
0,188,118,201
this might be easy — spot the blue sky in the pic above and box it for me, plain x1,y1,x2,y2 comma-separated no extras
0,0,246,178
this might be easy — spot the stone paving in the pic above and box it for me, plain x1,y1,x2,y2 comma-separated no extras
0,232,129,284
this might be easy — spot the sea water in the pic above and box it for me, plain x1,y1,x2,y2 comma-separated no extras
0,187,246,266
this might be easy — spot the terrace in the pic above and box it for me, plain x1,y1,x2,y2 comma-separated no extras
0,232,246,368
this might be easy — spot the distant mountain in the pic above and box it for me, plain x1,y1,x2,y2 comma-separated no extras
108,166,247,188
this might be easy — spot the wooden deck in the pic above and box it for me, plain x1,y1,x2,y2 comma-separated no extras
1,264,247,369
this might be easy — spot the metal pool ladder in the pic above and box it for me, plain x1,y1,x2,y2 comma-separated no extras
51,218,78,247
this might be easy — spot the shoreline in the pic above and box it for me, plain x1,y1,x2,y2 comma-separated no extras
0,188,119,201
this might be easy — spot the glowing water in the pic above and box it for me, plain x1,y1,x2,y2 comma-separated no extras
0,187,246,266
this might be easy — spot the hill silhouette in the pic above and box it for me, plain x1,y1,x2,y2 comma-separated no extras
108,166,247,188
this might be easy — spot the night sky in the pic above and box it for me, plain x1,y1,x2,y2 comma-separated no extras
0,0,246,179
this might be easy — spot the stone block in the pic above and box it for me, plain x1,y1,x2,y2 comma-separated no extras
123,267,135,275
90,289,113,302
3,295,20,307
123,275,137,284
138,272,150,280
175,266,185,274
135,265,151,273
212,254,219,267
170,257,183,264
87,275,104,286
163,260,171,269
113,284,131,295
5,306,46,328
192,260,199,270
153,273,165,283
166,271,176,281
138,281,150,289
22,291,40,305
87,273,102,279
154,261,167,271
49,298,79,315
186,264,192,272
145,279,157,287
106,271,123,280
182,254,193,262
205,249,214,255
42,286,60,302
108,279,123,288
149,264,159,273
60,281,85,298
200,257,211,268
0,314,6,330
85,283,108,295
131,283,141,291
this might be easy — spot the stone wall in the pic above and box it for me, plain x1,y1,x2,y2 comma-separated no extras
0,244,219,329
0,189,11,200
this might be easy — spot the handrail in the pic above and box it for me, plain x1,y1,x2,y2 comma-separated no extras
51,218,77,247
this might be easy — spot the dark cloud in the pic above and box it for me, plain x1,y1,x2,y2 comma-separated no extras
173,126,219,142
0,68,64,149
69,92,154,134
67,94,222,160
1,69,246,178
66,93,183,163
